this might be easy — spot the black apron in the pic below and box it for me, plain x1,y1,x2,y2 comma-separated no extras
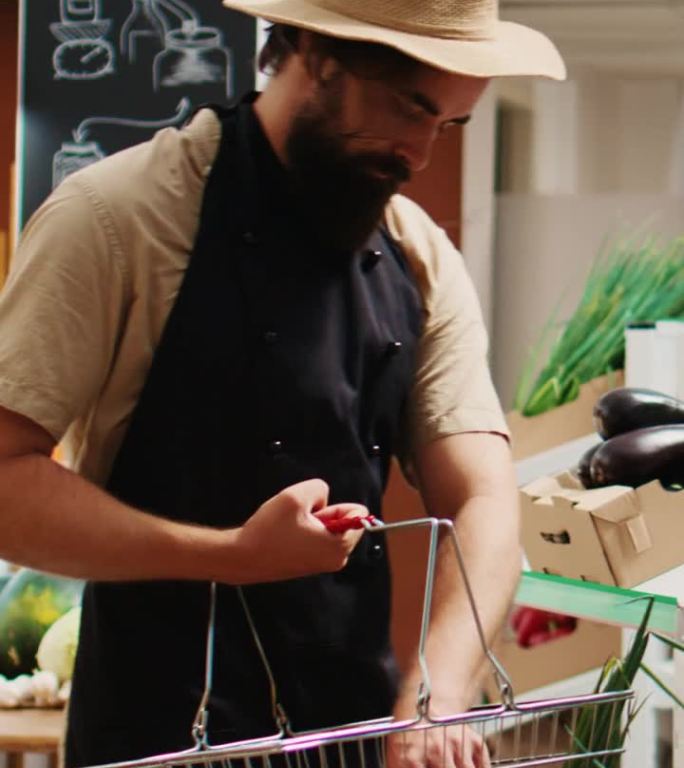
66,98,423,767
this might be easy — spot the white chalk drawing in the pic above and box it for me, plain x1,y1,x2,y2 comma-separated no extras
52,97,192,189
120,0,234,97
51,0,116,80
120,0,168,65
52,142,106,188
154,19,233,97
58,0,99,23
153,0,232,97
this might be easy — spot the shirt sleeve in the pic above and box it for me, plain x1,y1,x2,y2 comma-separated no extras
0,175,128,441
384,195,510,457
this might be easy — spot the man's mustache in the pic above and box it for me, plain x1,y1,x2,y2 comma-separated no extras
336,130,412,185
350,153,412,185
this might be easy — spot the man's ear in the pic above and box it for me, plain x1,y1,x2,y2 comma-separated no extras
318,58,340,84
298,30,341,85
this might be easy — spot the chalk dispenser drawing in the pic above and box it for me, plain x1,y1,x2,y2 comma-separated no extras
50,0,116,80
154,17,233,99
120,0,168,67
120,0,234,97
52,98,192,189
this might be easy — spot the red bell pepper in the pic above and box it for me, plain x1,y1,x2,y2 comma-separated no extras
510,606,577,648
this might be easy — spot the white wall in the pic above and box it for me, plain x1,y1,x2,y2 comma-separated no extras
462,85,498,333
492,71,684,409
493,194,684,409
498,74,684,197
616,80,682,192
531,79,579,195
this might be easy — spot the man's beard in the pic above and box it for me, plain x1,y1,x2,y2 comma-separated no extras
284,89,411,253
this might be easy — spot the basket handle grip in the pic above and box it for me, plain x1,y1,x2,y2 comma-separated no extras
192,515,515,746
361,517,515,720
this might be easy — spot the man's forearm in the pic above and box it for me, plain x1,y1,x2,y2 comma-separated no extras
0,453,236,581
421,495,520,709
394,494,519,716
0,454,367,584
394,432,520,718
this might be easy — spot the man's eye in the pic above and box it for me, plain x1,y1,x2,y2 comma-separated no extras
438,115,472,133
393,92,424,121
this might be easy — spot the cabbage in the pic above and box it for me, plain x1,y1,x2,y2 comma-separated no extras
36,607,81,683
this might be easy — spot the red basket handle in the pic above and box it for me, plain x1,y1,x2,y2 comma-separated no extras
323,514,378,534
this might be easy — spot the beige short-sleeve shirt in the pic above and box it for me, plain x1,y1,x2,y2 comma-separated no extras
0,108,508,486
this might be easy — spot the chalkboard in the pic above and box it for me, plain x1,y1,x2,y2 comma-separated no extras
17,0,257,229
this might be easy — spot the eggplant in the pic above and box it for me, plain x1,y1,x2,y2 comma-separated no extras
589,424,684,488
593,387,684,439
576,442,601,488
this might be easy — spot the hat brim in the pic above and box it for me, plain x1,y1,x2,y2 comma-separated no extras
222,0,566,80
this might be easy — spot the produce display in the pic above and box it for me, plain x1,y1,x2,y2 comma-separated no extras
509,606,577,648
0,669,68,708
566,598,654,767
514,233,684,417
576,443,600,488
36,606,81,684
594,387,684,439
0,568,83,681
577,387,684,489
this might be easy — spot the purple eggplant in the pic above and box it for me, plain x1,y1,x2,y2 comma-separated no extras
590,424,684,488
593,387,684,440
576,442,601,488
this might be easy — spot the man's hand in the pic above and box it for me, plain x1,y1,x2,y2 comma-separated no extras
387,723,491,768
388,689,491,768
387,725,491,768
232,479,369,584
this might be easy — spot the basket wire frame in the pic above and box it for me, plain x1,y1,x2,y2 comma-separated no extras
84,517,634,768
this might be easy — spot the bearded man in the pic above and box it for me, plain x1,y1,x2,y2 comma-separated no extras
0,2,564,767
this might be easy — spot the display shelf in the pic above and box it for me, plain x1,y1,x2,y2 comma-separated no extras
0,708,63,768
517,571,681,636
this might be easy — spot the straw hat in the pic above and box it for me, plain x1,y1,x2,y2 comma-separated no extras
222,0,566,80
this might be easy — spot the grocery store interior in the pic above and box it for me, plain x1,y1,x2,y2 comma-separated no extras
1,0,684,767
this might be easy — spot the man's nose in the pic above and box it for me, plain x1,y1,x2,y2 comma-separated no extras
393,129,439,174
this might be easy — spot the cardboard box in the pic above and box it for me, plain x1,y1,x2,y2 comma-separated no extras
521,471,684,587
483,616,622,699
507,372,624,460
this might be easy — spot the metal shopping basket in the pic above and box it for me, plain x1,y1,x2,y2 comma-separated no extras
86,517,634,768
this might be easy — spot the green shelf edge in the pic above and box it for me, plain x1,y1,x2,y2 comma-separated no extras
517,571,680,636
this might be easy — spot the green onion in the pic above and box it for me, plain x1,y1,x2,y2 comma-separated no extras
564,597,654,767
564,597,684,767
515,233,684,416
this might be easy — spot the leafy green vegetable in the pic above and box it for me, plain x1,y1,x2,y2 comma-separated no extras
0,569,83,677
563,597,653,767
515,234,684,416
562,596,684,767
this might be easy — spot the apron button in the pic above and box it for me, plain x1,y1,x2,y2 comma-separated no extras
369,444,382,457
263,331,280,345
370,543,384,561
361,249,382,272
267,440,284,454
386,341,403,356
